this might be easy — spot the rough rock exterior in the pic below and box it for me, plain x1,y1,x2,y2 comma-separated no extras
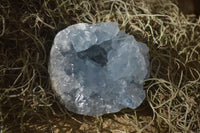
48,22,149,116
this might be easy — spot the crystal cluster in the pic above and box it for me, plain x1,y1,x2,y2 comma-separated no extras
48,22,149,116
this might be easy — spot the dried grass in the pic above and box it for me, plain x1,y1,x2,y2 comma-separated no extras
0,0,200,132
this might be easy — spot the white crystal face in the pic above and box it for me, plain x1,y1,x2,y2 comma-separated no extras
48,22,149,116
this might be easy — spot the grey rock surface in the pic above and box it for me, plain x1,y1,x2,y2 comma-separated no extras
48,22,149,116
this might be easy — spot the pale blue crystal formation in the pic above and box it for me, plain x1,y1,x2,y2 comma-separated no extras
49,22,149,116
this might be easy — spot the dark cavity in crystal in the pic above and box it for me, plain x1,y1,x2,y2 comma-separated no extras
77,45,108,66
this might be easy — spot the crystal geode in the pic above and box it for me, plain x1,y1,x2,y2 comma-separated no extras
48,22,149,116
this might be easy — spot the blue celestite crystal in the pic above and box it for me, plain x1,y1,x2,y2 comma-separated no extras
48,22,149,116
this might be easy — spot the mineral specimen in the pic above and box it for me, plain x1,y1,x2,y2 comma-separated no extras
48,22,149,116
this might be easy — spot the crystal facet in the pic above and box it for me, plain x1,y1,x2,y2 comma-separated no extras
48,22,149,116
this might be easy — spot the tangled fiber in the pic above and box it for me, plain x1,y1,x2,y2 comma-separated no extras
0,0,200,132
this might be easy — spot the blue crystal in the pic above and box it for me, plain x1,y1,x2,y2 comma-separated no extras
49,22,149,116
